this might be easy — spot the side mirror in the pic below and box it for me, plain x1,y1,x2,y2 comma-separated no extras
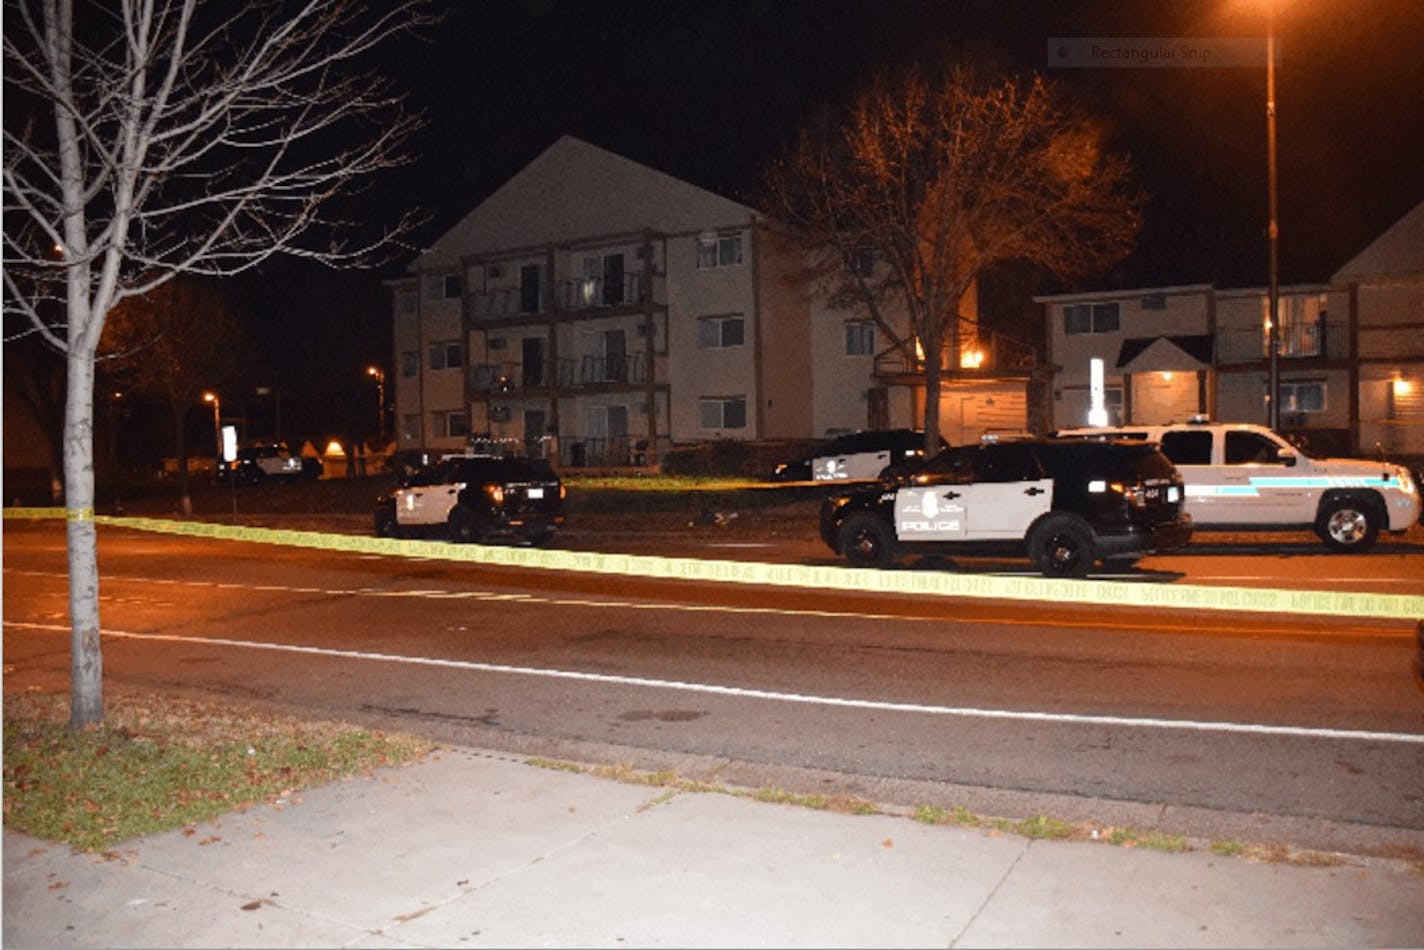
1278,449,1297,467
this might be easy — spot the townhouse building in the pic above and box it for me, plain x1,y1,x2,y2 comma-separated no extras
1038,200,1423,459
387,136,1030,466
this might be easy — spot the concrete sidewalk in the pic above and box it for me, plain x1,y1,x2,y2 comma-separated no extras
5,746,1423,949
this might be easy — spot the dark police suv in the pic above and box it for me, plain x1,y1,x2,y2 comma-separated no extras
819,436,1192,578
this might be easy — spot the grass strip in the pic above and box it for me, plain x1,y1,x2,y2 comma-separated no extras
3,689,432,852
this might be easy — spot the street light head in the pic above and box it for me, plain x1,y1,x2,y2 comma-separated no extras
203,391,217,404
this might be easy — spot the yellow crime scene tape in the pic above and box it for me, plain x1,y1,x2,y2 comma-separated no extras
6,507,1422,621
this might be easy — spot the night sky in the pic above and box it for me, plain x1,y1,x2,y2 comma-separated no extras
248,0,1424,437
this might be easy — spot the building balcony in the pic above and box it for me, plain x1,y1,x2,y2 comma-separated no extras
1215,319,1348,365
468,271,657,323
470,352,653,395
872,330,1037,380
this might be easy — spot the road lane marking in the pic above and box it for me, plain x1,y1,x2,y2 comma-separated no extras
7,621,1423,746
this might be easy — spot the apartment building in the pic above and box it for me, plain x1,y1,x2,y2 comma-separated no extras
1037,200,1423,458
387,136,1030,466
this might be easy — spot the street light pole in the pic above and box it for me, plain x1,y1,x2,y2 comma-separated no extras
1266,7,1281,430
203,391,222,466
367,366,386,443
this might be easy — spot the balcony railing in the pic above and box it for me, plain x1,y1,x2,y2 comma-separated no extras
1216,319,1347,364
563,436,650,468
556,353,647,387
471,353,648,393
467,271,651,321
872,330,1037,377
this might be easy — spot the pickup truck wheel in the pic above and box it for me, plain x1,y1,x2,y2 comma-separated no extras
1315,497,1380,552
838,513,895,569
1029,516,1095,578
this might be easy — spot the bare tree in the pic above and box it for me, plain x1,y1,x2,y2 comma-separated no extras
3,0,432,727
765,62,1141,453
101,276,262,514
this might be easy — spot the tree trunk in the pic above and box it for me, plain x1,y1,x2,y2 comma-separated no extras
921,312,946,454
171,397,193,517
65,346,104,728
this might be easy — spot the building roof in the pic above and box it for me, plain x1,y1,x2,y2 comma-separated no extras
411,136,760,271
1116,334,1213,371
1332,200,1424,283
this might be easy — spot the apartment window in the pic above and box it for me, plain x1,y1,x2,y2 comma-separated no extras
699,396,747,430
697,232,743,269
400,414,422,443
428,340,463,370
845,320,875,356
424,273,461,301
698,315,745,349
1063,302,1120,335
519,264,542,314
580,253,626,307
400,350,420,378
434,410,470,439
1278,381,1326,414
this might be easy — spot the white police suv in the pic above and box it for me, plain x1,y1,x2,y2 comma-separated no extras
1054,418,1422,552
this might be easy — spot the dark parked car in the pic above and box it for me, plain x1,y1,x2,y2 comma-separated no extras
374,454,565,545
221,442,322,485
819,436,1192,577
770,429,947,483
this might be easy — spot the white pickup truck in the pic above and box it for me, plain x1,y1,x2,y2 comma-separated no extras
1053,419,1422,551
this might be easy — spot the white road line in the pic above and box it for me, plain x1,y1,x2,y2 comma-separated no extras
6,621,1422,746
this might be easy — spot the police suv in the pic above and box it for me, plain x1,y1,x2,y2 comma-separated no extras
819,436,1192,577
1053,418,1422,552
374,454,565,545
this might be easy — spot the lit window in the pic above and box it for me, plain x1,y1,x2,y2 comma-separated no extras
1279,381,1325,414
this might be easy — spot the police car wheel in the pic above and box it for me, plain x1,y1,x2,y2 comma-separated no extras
1315,497,1379,552
448,506,481,544
1029,516,1095,579
838,514,894,569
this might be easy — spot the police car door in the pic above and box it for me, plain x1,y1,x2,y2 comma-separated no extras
894,444,1051,541
396,462,461,526
962,443,1053,539
1219,429,1306,524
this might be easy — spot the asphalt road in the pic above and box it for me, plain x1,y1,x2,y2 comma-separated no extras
4,519,1422,859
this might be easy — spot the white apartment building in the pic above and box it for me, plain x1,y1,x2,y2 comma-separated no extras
387,136,1035,466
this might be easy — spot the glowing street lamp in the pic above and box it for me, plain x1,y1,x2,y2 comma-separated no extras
367,365,386,442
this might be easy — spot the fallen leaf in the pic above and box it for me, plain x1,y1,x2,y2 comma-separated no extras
882,838,894,848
